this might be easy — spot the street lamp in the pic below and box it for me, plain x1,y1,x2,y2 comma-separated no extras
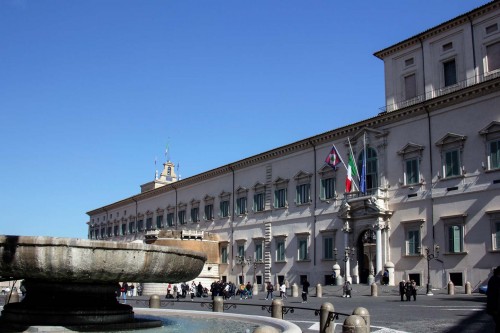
419,245,440,295
235,255,252,285
334,247,355,282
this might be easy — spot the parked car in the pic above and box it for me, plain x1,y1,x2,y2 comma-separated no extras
479,285,488,294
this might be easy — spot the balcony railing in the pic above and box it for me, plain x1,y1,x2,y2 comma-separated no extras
380,70,500,113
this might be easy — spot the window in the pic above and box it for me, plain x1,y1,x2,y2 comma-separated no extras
237,244,245,258
236,197,247,215
219,191,231,218
443,59,457,87
436,133,466,179
166,212,174,227
138,220,144,232
128,221,135,234
156,215,163,229
276,239,286,262
275,188,287,208
178,210,186,225
402,219,424,256
404,58,414,67
220,246,228,264
405,158,420,185
146,217,153,230
323,236,334,260
448,225,463,253
204,204,214,220
489,139,500,170
442,42,453,52
486,41,500,72
121,223,126,235
407,229,420,255
320,177,335,200
113,225,119,236
220,200,230,218
255,242,263,262
296,184,310,204
294,171,312,205
273,177,289,209
298,237,308,261
253,192,265,212
100,228,105,238
191,207,199,223
442,215,466,253
107,226,112,237
445,149,461,177
404,73,417,99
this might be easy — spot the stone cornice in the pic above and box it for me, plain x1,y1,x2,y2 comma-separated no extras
86,76,500,217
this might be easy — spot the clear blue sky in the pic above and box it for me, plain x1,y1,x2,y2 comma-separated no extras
0,0,490,239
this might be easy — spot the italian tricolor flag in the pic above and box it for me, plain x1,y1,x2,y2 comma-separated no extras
345,151,358,192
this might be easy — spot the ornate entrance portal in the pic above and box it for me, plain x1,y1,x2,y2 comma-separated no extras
357,229,377,284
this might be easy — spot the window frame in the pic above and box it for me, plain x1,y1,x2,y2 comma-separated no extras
275,238,286,262
442,214,467,254
487,211,500,252
435,133,467,179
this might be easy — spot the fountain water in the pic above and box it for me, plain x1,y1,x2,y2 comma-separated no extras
0,235,206,330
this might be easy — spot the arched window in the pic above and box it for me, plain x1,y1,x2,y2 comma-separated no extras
358,147,378,192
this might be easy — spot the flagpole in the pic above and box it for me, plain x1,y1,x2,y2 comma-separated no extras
332,143,348,170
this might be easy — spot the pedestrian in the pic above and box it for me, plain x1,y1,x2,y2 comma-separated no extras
383,269,389,285
411,280,417,301
136,283,143,297
399,280,406,301
331,271,336,286
265,282,274,300
487,266,500,333
343,281,352,298
190,282,196,301
301,278,310,303
197,282,204,298
121,282,128,303
405,280,413,301
280,283,287,299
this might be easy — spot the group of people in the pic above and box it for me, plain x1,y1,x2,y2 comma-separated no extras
398,279,417,301
166,281,207,300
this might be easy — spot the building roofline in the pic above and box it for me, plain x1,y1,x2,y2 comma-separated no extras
373,1,499,60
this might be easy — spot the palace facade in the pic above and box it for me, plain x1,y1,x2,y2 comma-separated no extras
87,1,500,290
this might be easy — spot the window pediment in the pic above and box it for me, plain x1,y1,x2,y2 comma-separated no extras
190,198,200,206
318,165,336,177
204,194,214,203
349,128,388,143
167,205,175,212
479,121,500,141
253,182,266,192
146,210,153,217
273,177,289,186
156,208,164,214
293,170,312,182
236,186,249,195
219,191,231,199
177,202,187,210
435,133,467,148
397,143,425,157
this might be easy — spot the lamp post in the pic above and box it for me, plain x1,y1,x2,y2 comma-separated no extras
419,245,440,296
235,255,252,285
334,247,355,283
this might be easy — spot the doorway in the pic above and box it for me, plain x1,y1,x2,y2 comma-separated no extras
357,229,377,284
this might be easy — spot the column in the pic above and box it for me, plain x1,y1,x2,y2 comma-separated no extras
375,224,383,279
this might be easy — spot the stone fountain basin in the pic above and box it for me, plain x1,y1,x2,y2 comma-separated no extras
0,235,207,283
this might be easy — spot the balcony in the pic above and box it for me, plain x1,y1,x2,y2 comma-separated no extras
380,70,500,113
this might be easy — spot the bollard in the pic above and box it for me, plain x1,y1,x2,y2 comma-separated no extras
292,283,299,297
253,283,259,296
213,296,224,312
316,284,323,298
371,283,378,297
149,294,160,308
253,325,280,333
448,281,454,295
271,299,283,319
353,307,370,333
319,302,335,333
342,315,366,333
6,290,19,304
465,281,471,295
